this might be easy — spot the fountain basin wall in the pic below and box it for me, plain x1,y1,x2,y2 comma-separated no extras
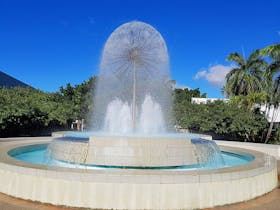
50,140,89,164
51,136,198,167
215,140,280,160
88,136,198,167
0,137,278,210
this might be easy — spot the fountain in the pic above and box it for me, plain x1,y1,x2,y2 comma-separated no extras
93,21,170,134
0,21,277,210
48,21,222,168
103,94,165,134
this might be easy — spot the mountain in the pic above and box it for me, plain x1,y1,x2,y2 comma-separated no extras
0,71,31,88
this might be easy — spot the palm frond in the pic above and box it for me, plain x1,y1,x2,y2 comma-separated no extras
226,52,245,66
259,43,280,62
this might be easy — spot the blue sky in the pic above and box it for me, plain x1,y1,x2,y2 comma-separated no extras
0,0,279,97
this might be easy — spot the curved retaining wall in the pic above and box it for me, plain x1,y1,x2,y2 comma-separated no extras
0,138,278,209
0,167,276,209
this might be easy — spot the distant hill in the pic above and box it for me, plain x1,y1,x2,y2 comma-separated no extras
0,71,31,88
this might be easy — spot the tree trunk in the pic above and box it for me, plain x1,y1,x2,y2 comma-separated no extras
265,106,277,143
265,121,274,143
262,104,271,142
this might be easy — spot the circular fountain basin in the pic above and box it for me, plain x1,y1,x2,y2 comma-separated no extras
10,144,253,169
0,137,277,210
50,132,214,167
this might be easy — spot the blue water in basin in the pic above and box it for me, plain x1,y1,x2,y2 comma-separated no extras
9,144,254,170
64,131,204,139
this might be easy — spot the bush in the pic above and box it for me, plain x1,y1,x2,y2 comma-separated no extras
173,92,268,142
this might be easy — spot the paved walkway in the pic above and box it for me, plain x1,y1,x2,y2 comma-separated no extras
209,183,280,210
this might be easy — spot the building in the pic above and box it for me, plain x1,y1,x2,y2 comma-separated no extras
0,71,31,88
260,105,280,123
191,97,229,104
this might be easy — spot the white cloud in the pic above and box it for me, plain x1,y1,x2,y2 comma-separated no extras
194,64,232,87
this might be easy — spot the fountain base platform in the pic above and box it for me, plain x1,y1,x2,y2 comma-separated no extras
51,136,199,167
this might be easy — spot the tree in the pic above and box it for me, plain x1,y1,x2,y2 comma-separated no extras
0,87,70,136
222,44,279,142
259,44,280,142
173,87,206,128
0,76,97,137
223,51,267,97
175,100,266,142
59,76,96,124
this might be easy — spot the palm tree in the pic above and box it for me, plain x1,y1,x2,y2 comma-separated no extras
223,50,267,98
259,44,280,142
260,44,280,102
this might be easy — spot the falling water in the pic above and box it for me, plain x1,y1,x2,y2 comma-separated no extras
103,94,165,134
103,98,133,134
191,138,225,168
138,94,165,134
92,21,172,134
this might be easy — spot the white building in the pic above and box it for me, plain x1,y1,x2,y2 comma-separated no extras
260,105,280,123
191,97,229,104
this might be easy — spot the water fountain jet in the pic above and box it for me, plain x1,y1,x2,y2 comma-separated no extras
93,21,171,134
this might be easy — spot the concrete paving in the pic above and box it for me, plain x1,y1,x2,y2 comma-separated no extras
210,184,280,210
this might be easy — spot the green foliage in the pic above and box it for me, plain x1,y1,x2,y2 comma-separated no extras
0,87,70,136
230,93,266,110
59,77,96,122
224,50,266,97
0,77,96,137
222,43,280,142
173,98,267,142
173,87,267,142
172,88,206,127
0,64,276,143
259,43,280,64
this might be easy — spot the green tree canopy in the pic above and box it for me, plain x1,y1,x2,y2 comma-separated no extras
224,50,267,97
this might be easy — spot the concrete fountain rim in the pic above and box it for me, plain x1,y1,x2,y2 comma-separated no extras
0,137,276,183
0,136,277,210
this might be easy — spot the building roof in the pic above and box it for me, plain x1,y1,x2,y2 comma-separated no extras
0,71,31,88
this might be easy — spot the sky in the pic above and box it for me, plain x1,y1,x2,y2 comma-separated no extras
0,0,279,97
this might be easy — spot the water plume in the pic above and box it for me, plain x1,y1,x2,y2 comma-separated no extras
92,21,171,133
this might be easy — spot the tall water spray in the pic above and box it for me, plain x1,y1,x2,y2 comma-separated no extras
47,21,225,171
92,21,171,134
